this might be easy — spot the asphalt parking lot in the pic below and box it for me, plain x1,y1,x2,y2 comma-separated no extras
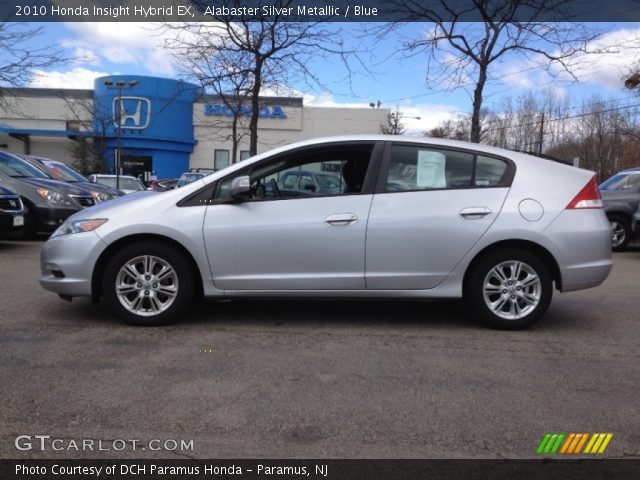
1,239,639,459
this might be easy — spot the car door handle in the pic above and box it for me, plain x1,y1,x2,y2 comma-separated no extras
459,207,492,219
325,213,358,226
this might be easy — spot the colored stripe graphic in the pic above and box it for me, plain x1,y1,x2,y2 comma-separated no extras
537,433,565,454
538,433,613,454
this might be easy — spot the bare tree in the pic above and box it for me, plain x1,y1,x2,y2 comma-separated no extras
381,107,408,135
0,23,67,110
162,0,358,156
376,0,605,143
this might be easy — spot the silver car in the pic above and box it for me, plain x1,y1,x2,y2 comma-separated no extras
40,136,612,329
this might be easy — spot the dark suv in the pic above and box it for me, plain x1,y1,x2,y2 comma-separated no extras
599,167,640,250
0,183,24,235
0,151,98,238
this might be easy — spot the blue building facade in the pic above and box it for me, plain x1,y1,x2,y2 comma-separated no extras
93,75,201,179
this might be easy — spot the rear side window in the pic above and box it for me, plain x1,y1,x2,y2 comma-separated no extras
385,145,510,192
475,155,508,187
386,145,474,191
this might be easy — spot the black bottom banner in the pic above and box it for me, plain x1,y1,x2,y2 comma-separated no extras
2,459,640,480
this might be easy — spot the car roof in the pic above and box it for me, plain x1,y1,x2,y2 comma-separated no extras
93,174,139,179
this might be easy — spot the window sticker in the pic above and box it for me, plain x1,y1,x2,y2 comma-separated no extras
417,150,446,188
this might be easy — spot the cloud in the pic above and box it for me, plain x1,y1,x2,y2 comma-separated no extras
496,27,640,92
301,92,461,134
61,22,177,75
29,67,110,89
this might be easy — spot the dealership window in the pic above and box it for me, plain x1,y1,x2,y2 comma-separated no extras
240,151,251,161
214,150,230,171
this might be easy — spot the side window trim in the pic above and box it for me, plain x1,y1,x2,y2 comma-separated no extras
375,142,515,194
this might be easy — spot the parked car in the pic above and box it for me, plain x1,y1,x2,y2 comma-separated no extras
16,155,124,202
40,136,612,329
147,178,178,191
599,167,640,250
87,174,146,194
176,171,211,188
0,182,25,235
278,170,343,195
632,207,640,241
0,151,98,238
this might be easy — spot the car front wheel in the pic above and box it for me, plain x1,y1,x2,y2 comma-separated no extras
466,249,553,330
103,241,195,326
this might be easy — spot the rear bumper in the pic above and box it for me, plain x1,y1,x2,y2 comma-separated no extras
542,209,612,292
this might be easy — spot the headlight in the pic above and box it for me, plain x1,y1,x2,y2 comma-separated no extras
36,188,68,205
91,191,113,203
50,218,108,238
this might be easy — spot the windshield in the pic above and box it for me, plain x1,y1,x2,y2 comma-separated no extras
600,172,640,191
0,154,50,178
96,177,144,191
42,160,87,182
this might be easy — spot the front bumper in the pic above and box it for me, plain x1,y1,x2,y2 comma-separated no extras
0,210,25,233
633,212,640,240
34,205,83,233
39,231,106,297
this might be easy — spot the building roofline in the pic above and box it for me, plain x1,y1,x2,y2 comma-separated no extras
0,87,93,99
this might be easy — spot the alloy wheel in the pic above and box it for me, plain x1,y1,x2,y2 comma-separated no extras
482,260,542,320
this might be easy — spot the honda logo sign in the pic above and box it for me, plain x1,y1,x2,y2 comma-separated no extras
113,96,151,129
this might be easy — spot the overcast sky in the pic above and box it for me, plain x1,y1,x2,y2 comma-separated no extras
22,22,640,133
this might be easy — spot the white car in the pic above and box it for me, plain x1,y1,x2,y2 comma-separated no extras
88,174,146,194
41,136,612,329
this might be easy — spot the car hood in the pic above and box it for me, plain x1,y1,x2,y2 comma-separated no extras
74,181,124,196
65,190,160,221
16,177,95,195
0,184,18,195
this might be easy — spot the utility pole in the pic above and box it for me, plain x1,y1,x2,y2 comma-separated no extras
538,112,545,155
103,78,139,189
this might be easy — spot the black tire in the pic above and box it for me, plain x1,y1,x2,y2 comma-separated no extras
21,203,38,240
465,248,553,330
102,241,195,326
608,215,631,252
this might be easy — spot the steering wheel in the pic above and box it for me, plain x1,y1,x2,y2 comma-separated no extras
251,179,266,199
269,178,282,198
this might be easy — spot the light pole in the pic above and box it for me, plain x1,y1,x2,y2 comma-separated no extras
103,78,139,189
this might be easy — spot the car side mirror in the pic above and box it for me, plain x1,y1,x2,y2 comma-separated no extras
303,183,316,192
230,175,251,201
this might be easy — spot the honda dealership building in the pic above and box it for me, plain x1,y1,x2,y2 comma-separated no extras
0,75,388,179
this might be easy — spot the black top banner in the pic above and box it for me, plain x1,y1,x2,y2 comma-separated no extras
3,0,640,22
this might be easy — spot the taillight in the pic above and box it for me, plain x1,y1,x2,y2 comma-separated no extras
566,176,603,209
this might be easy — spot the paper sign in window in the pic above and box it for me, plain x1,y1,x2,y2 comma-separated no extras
417,151,446,188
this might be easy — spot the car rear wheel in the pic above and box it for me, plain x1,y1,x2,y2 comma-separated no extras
609,215,630,251
465,249,553,330
103,241,195,326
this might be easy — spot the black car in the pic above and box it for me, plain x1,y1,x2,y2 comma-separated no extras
17,155,124,202
0,151,98,238
599,167,640,250
0,183,25,235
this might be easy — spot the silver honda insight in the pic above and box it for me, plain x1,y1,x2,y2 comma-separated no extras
40,136,612,329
